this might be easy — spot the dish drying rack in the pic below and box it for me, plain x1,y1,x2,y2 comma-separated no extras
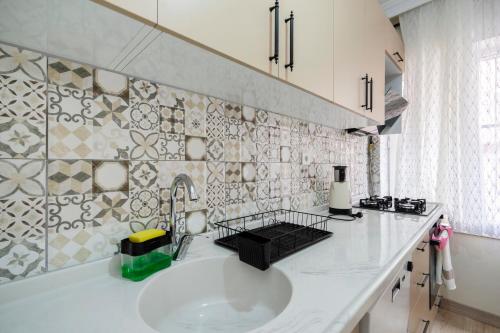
214,209,333,270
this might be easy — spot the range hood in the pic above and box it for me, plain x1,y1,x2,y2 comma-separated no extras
347,88,408,136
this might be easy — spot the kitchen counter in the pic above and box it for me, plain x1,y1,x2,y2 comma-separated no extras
0,204,442,333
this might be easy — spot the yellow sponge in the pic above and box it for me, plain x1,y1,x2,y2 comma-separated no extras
129,229,166,243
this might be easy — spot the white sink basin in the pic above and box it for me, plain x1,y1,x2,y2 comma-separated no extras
138,256,292,333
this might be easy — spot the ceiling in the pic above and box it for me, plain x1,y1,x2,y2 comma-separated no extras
379,0,432,18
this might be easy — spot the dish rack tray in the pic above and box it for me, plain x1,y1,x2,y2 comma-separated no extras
214,209,333,270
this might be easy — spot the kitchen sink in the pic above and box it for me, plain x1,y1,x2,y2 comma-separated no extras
138,256,292,333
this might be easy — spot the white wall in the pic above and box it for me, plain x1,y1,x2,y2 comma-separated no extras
443,233,500,316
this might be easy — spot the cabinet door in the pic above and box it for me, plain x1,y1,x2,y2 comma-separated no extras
93,0,158,25
364,0,386,124
280,0,334,101
333,0,367,115
386,20,405,72
157,0,279,77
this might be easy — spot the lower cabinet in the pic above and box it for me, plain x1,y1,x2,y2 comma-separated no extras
408,232,440,333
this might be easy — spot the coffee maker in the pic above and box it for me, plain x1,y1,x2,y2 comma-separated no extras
329,166,352,215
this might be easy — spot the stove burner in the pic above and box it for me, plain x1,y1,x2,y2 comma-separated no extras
359,195,393,210
394,198,426,214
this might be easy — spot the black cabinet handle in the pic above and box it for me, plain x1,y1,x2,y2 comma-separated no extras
368,77,373,112
422,320,430,333
417,273,430,287
393,51,404,62
285,11,294,71
269,1,279,64
361,74,369,110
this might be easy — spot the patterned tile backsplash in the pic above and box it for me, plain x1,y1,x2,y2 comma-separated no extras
0,41,369,284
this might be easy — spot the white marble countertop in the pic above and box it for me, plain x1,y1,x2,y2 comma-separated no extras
0,204,442,333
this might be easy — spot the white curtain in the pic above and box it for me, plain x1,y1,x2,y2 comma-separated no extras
395,0,500,238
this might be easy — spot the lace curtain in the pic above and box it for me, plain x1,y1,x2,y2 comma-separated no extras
392,0,500,238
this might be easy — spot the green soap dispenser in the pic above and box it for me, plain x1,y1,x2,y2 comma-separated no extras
120,229,172,281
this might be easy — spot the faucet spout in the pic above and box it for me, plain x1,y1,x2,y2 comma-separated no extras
168,173,198,260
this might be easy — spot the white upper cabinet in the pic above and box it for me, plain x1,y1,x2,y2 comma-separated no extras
279,0,334,101
157,0,279,77
385,19,405,72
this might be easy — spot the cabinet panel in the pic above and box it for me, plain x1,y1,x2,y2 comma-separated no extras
280,0,334,101
364,0,386,124
158,0,279,76
333,0,366,114
385,19,405,72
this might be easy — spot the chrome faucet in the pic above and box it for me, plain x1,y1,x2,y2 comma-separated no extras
168,174,199,261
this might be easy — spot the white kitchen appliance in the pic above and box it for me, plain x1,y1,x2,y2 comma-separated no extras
329,166,352,215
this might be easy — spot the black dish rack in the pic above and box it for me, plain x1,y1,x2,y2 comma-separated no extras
214,209,333,270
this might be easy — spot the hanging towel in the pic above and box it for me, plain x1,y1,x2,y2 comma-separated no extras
433,216,456,290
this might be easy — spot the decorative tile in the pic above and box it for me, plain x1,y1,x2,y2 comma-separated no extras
281,179,291,197
130,188,160,219
130,101,159,131
240,138,256,162
129,78,157,104
241,162,256,182
48,58,92,91
241,201,258,216
159,187,185,217
241,106,256,123
269,163,281,180
269,144,280,162
93,94,129,128
241,121,256,141
225,203,241,219
225,183,241,205
241,182,256,202
256,199,269,213
207,207,225,226
158,133,185,160
47,84,98,125
281,196,291,210
93,191,130,224
270,181,281,199
290,147,301,163
207,97,225,140
280,128,291,146
92,161,129,193
225,162,241,183
0,116,45,159
256,143,269,162
281,163,291,179
185,209,207,234
256,181,269,200
269,127,280,145
0,43,46,82
48,120,93,159
256,110,268,125
156,84,184,107
280,146,291,162
207,183,225,208
46,194,96,232
0,197,45,243
185,135,207,161
224,103,241,120
93,68,128,101
91,121,131,160
224,139,240,162
256,125,269,144
48,160,92,196
256,163,269,181
129,130,159,160
0,159,45,199
0,75,46,120
225,117,241,140
207,162,225,184
159,100,185,134
184,93,207,137
0,238,44,282
207,138,224,161
130,161,158,190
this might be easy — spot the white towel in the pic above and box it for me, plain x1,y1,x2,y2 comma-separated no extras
435,216,456,290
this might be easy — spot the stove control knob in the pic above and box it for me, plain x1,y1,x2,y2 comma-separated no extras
406,261,414,272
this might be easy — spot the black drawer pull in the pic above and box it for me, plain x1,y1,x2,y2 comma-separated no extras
368,77,373,111
269,1,279,64
416,241,428,252
361,74,369,110
393,51,404,62
422,320,430,333
285,11,294,71
417,273,429,287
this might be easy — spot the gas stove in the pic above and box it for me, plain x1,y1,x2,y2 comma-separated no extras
355,195,433,216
